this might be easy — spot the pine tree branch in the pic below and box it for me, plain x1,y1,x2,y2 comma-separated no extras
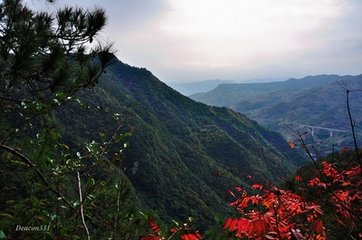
0,144,73,208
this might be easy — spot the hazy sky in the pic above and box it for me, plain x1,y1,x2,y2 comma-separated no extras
26,0,362,83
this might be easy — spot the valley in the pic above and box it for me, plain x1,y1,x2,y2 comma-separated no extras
190,75,362,156
1,1,361,239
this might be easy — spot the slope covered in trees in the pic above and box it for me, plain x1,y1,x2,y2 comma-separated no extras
0,1,306,238
190,75,362,154
5,1,359,239
0,1,150,239
190,75,340,107
55,57,306,227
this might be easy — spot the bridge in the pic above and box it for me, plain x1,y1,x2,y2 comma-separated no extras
256,119,350,136
296,124,349,137
254,118,362,138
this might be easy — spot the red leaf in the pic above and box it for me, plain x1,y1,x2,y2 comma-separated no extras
288,141,297,149
140,236,160,240
251,184,263,190
148,219,160,234
341,181,351,186
224,218,233,229
238,196,251,209
294,175,302,181
314,220,325,234
229,218,239,231
180,233,202,240
248,219,267,236
224,218,251,236
237,218,250,234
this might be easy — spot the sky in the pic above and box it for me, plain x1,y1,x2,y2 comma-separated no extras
26,0,362,83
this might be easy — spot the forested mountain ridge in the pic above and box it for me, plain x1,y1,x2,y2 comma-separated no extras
55,56,305,226
190,74,362,154
190,74,341,107
1,1,360,239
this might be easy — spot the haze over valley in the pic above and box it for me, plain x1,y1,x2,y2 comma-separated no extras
189,74,362,156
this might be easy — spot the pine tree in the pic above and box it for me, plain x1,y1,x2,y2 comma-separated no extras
0,1,149,239
0,0,110,107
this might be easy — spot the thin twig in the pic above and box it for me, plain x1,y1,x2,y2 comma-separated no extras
337,80,361,174
99,116,128,156
110,179,122,239
77,171,91,240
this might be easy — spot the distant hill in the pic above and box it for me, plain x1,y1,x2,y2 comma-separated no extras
190,75,340,106
167,79,235,96
190,74,362,154
168,78,286,96
55,57,305,227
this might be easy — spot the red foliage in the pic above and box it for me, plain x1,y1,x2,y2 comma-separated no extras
140,236,161,240
224,185,326,239
141,160,361,239
141,218,202,240
306,162,362,232
294,175,302,182
224,161,361,239
251,184,263,190
148,219,161,234
180,233,202,240
140,219,162,240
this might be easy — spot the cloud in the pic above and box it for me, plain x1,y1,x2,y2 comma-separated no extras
24,0,362,82
113,0,360,81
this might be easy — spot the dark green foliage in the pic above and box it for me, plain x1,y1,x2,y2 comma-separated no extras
0,1,151,239
55,58,306,229
0,1,309,237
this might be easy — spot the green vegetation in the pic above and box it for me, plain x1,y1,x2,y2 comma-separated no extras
141,148,361,240
0,1,305,238
190,75,362,154
55,58,305,228
0,1,150,239
4,1,359,239
190,75,340,106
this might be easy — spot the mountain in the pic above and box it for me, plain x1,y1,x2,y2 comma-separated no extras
190,75,340,106
190,74,362,155
55,57,305,227
167,78,285,96
167,79,235,96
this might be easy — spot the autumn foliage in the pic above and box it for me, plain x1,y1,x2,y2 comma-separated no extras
141,153,361,239
224,184,326,239
140,218,202,240
304,161,361,238
222,157,361,239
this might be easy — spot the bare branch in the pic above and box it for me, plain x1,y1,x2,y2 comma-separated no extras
337,78,361,173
